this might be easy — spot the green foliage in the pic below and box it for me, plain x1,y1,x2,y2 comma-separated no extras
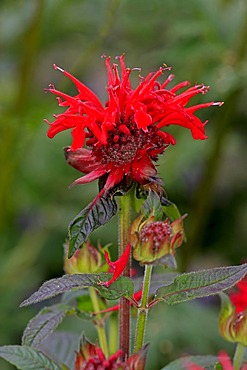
155,263,247,304
20,274,134,307
1,1,247,369
0,345,64,370
161,355,219,369
21,304,74,349
161,197,184,223
142,191,163,220
68,195,118,257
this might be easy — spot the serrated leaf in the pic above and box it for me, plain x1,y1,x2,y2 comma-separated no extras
22,304,74,348
0,345,62,370
161,355,219,369
68,195,117,257
155,263,247,304
142,190,163,220
20,273,134,307
98,275,134,300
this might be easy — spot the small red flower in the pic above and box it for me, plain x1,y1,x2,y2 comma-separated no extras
45,56,222,196
100,243,131,287
229,277,247,313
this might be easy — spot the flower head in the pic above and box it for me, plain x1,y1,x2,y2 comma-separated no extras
130,210,186,265
75,335,148,370
45,56,222,196
63,240,108,274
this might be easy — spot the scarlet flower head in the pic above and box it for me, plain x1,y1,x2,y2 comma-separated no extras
46,55,222,196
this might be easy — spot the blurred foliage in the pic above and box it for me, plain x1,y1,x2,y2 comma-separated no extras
0,0,247,369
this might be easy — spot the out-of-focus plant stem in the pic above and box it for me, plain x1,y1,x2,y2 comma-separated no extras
0,0,44,232
89,287,109,357
63,0,122,86
233,343,246,370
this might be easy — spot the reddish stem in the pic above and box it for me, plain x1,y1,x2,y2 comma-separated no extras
118,193,131,360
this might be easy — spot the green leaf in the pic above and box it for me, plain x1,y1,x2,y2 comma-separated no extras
20,273,134,307
142,190,163,220
155,263,247,304
97,275,134,300
68,194,117,257
0,345,62,370
37,332,80,370
22,304,74,348
161,197,182,222
161,355,219,369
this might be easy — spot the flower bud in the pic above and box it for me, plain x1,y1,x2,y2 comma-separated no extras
219,292,247,346
130,213,185,265
64,240,108,274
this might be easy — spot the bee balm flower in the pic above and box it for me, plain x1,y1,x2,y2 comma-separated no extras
45,55,222,196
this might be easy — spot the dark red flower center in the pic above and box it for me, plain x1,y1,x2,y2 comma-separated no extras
140,221,172,249
90,120,167,167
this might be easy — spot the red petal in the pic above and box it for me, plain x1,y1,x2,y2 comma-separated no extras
65,147,101,174
53,64,103,109
69,168,107,188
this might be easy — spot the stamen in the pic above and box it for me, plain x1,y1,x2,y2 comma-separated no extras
213,101,224,106
53,64,64,73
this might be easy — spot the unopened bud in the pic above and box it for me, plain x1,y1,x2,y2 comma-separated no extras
64,241,107,274
130,213,186,265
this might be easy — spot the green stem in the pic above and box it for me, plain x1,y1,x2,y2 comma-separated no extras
109,315,118,355
233,342,246,370
89,287,109,357
134,264,153,352
119,192,131,360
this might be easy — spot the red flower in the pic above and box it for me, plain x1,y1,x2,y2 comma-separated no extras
100,243,131,287
75,336,148,370
229,277,247,313
45,55,222,196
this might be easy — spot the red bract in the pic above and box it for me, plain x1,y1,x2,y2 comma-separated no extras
46,55,222,195
229,277,247,313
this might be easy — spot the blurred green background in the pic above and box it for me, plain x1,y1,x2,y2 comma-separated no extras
1,0,247,369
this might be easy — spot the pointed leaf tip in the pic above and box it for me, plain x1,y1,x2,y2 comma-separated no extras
20,273,134,307
155,263,247,305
